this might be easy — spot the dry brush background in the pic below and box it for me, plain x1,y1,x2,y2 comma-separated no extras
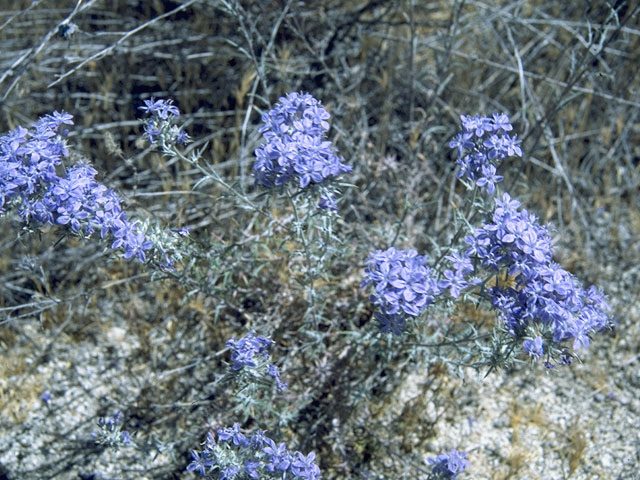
1,1,639,479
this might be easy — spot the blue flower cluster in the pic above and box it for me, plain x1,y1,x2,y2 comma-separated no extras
448,113,522,194
427,449,470,480
363,114,612,363
139,97,191,146
438,251,477,299
0,112,154,262
362,247,442,334
226,332,287,391
253,92,352,191
459,193,612,360
187,425,320,480
91,411,132,451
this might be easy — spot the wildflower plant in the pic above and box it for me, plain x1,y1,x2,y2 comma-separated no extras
139,93,353,321
0,112,157,263
200,331,292,424
91,411,133,451
187,425,320,480
3,90,619,480
362,113,613,369
252,92,353,320
455,192,612,366
139,96,260,212
136,102,612,479
226,332,288,392
137,97,288,299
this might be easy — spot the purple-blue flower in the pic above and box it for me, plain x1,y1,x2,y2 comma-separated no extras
249,430,268,449
205,431,216,450
448,131,474,156
457,192,612,360
253,92,352,191
475,164,503,194
267,364,288,391
40,391,52,407
263,438,292,473
491,113,513,131
362,247,442,333
220,465,239,480
120,431,132,445
449,113,521,194
427,449,470,479
226,332,273,371
186,449,216,477
438,269,469,299
523,336,544,359
244,459,260,479
1,113,156,263
291,451,321,479
318,192,338,211
188,427,321,480
217,423,249,448
139,97,180,119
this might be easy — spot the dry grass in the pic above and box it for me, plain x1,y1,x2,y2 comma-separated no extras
1,1,639,479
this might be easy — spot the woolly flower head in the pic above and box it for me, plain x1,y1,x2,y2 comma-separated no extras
253,92,352,189
139,97,191,147
91,411,133,451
